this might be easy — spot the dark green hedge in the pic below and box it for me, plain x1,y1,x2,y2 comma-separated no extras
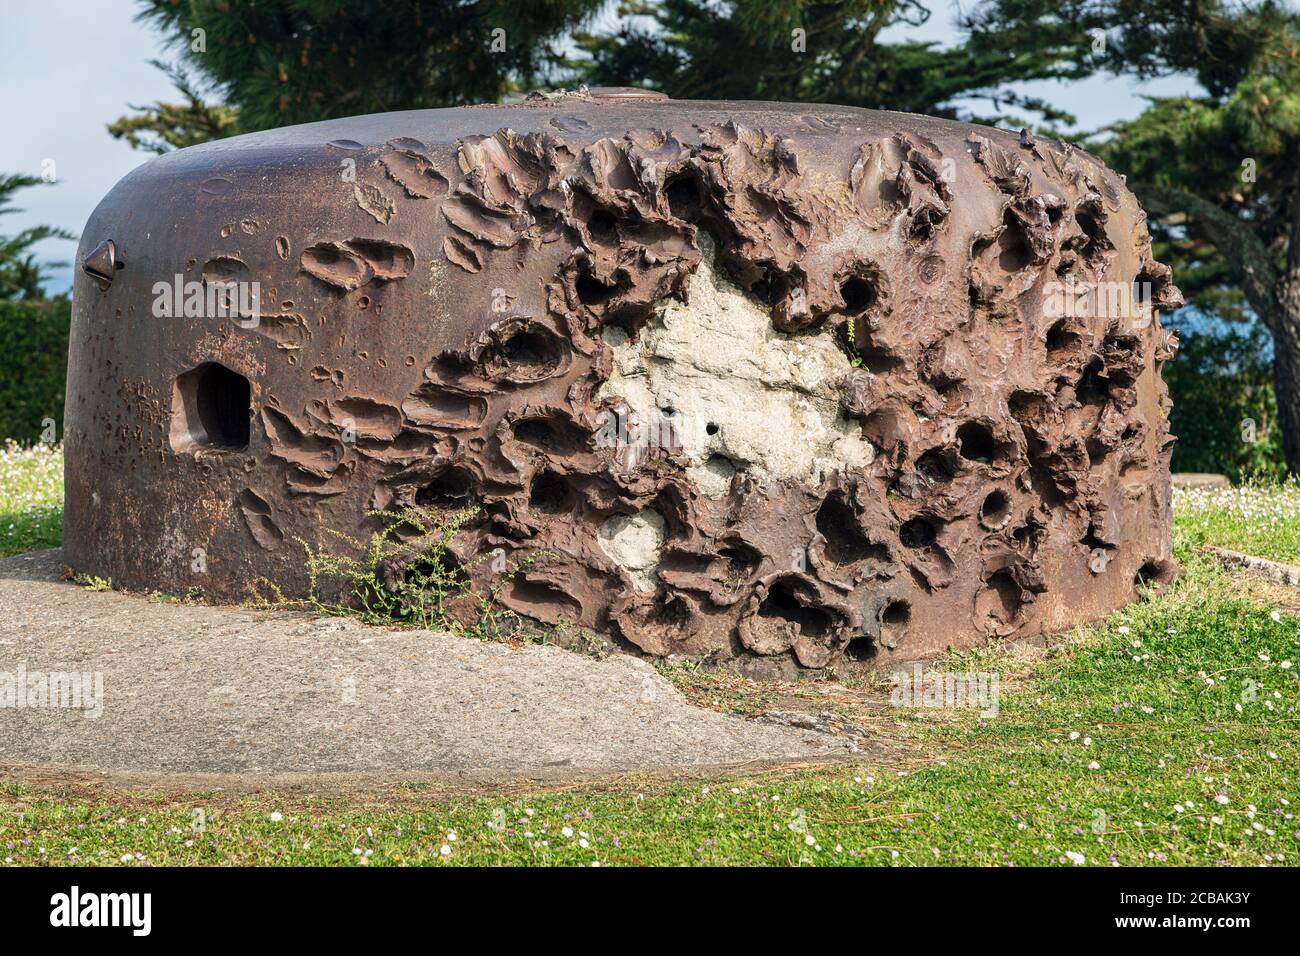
0,297,70,444
1166,319,1286,482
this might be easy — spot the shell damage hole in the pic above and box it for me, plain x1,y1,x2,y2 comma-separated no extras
512,416,586,455
1046,318,1080,355
817,495,888,565
664,173,705,221
977,569,1023,628
853,335,905,374
504,578,582,624
585,208,619,246
496,326,564,378
1008,389,1045,421
398,550,464,587
1080,521,1110,553
237,489,283,550
513,418,555,446
839,275,878,315
1081,522,1116,572
917,447,957,483
997,210,1033,272
748,269,788,306
1086,436,1111,467
1077,361,1112,406
705,421,720,436
528,471,572,514
415,467,475,508
758,579,831,638
956,421,996,462
899,517,938,549
576,273,616,306
1074,208,1111,264
648,594,692,630
844,636,874,661
1135,559,1176,591
879,599,912,648
719,542,762,581
980,490,1012,528
170,362,250,452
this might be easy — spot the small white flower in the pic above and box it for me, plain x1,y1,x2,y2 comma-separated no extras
440,844,451,856
1069,731,1080,740
1117,626,1130,635
562,826,574,838
269,812,283,822
1088,761,1101,770
1215,794,1230,805
1065,850,1085,865
1270,610,1282,623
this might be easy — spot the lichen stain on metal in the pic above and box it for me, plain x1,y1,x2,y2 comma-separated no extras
63,90,1182,673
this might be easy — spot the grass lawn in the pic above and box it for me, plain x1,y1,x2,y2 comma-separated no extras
1,446,1296,866
1173,482,1300,564
0,442,62,558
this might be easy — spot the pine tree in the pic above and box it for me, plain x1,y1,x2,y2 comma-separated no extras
968,0,1300,472
118,0,608,138
571,0,1089,125
0,174,73,301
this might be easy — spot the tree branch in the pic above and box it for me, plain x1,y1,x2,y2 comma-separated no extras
1135,182,1280,333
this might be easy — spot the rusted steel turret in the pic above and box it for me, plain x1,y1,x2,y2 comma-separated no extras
64,89,1181,671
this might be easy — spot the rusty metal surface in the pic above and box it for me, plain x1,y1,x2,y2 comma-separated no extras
64,91,1181,670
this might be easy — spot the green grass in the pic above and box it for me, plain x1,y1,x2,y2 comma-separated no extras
0,441,62,557
1173,481,1300,563
0,450,1297,865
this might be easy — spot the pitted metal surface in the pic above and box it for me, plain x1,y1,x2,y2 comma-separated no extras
64,92,1181,669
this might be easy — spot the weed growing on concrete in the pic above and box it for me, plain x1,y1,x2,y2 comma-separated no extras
284,505,537,640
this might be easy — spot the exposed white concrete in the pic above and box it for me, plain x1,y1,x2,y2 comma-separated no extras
598,509,668,592
598,235,874,498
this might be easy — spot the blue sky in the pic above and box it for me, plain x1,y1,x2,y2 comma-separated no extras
1,0,1199,294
